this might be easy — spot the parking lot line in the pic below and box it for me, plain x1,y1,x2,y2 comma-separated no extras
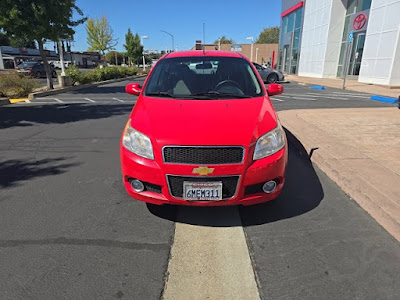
271,98,285,102
54,98,64,103
84,97,96,103
112,97,125,102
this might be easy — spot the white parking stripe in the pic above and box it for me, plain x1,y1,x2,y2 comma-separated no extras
271,98,284,102
113,97,125,102
332,92,369,96
53,98,64,103
85,97,96,103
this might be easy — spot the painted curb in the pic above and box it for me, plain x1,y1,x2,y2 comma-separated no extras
29,75,147,100
311,85,326,90
370,95,398,104
0,97,11,106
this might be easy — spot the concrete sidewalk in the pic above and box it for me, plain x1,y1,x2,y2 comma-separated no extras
278,107,400,242
287,75,400,98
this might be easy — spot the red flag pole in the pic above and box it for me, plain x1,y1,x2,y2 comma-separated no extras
271,51,275,69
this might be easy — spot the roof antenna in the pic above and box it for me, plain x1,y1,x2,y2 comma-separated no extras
203,45,206,55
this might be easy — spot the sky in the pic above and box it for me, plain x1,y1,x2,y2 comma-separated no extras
62,0,282,53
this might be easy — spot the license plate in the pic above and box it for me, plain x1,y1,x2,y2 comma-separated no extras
183,181,223,201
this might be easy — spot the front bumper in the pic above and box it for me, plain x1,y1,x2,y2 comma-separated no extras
120,145,287,206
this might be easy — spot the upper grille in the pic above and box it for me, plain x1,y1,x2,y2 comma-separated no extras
163,147,244,164
167,175,240,200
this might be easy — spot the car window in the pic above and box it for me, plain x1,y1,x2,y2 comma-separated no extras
19,62,38,68
145,56,263,99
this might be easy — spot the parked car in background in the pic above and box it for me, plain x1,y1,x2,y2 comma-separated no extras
17,61,57,78
50,60,72,69
253,62,285,84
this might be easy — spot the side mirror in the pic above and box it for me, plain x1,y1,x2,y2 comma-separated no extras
267,83,284,96
125,83,141,96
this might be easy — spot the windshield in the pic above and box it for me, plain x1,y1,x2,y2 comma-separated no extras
144,56,263,99
18,62,38,68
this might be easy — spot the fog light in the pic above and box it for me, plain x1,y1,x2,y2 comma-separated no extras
131,179,145,192
263,181,277,194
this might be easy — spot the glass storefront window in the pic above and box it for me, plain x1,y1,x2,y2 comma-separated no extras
287,13,295,33
341,15,350,42
360,0,372,12
295,7,303,29
282,16,288,35
347,0,357,13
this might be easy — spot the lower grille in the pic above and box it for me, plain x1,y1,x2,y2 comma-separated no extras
167,175,239,200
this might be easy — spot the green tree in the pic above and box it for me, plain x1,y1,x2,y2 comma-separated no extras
0,0,86,89
214,36,236,45
105,51,125,65
86,16,117,55
124,28,135,66
256,26,280,44
0,31,10,46
132,33,143,66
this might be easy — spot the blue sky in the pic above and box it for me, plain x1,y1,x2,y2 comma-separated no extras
64,0,282,53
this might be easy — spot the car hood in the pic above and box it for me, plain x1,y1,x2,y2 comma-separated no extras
130,96,278,149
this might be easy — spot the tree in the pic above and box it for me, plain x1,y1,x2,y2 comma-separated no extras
214,36,236,45
124,28,135,66
0,0,86,89
132,33,143,66
105,51,125,65
0,31,36,48
256,26,280,44
86,16,117,55
0,31,10,46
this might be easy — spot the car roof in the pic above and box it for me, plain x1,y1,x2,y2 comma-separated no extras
162,50,244,60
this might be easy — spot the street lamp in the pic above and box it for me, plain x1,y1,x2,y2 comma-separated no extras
160,30,175,52
255,48,259,63
246,36,254,62
218,38,221,51
141,35,148,72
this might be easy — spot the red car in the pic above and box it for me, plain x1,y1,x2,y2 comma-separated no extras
120,50,287,206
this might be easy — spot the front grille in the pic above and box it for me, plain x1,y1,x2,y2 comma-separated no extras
163,147,244,164
167,175,239,200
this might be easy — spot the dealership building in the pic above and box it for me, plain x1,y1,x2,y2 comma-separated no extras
278,0,400,86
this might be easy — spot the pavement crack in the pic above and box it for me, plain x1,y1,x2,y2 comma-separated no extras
0,237,169,252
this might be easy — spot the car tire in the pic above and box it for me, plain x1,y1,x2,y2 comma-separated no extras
35,71,42,78
267,73,279,83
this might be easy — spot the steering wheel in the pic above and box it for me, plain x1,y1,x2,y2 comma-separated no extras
214,80,241,91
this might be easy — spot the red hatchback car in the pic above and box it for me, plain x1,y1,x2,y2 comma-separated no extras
120,50,287,206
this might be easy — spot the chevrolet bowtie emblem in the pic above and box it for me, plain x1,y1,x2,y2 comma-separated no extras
192,166,215,176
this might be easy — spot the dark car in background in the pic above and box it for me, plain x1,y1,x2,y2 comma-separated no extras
253,62,285,84
17,61,57,78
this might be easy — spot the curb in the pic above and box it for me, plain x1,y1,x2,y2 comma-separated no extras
0,97,11,106
370,95,398,104
311,85,326,90
28,75,147,100
279,109,400,243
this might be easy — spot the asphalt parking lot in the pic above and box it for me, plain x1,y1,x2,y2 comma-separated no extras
1,79,399,299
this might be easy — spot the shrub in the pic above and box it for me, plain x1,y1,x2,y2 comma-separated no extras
66,66,138,85
66,65,83,85
0,73,40,98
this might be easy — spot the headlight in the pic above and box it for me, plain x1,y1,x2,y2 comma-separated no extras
122,120,154,160
253,123,285,160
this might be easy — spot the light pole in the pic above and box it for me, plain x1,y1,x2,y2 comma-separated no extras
255,48,259,63
218,38,221,51
246,36,254,62
160,30,174,52
141,35,148,72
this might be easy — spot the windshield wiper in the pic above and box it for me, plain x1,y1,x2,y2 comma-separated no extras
146,92,177,98
193,91,253,99
146,92,213,100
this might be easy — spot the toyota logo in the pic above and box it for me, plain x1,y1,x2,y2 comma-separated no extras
353,13,367,30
